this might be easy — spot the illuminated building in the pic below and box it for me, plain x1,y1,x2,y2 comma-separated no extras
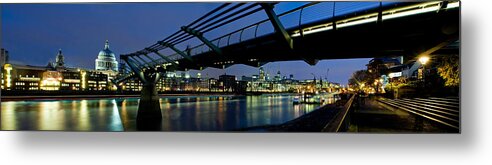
95,40,118,73
86,71,108,91
196,78,209,92
3,64,44,91
1,47,342,94
275,70,282,81
122,79,143,92
117,71,212,93
1,63,108,92
259,67,265,81
208,78,219,92
95,40,119,88
0,48,110,92
81,70,87,90
3,64,14,90
61,71,82,91
40,71,62,91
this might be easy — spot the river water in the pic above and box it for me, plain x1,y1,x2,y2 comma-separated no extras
1,94,336,131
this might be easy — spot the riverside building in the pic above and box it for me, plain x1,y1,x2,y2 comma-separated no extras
1,49,108,91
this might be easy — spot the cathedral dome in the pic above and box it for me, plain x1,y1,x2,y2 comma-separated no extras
95,40,119,72
98,40,116,60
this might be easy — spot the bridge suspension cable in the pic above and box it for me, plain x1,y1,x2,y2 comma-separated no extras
123,3,272,57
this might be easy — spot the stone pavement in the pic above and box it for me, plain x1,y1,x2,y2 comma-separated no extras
349,96,457,133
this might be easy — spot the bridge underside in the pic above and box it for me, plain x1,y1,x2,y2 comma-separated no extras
175,8,459,70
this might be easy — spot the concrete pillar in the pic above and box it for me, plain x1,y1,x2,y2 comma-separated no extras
136,77,162,131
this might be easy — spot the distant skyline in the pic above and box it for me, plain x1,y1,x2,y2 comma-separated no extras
1,3,372,84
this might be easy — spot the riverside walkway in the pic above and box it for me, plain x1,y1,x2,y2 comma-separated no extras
242,94,459,133
349,96,459,133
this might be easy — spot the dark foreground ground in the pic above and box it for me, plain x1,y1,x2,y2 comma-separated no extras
349,97,459,133
241,96,459,133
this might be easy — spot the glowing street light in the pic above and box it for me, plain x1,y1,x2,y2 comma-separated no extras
419,56,430,65
418,55,430,87
374,80,380,93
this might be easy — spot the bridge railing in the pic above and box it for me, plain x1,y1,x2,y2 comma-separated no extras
183,1,457,58
322,94,356,132
182,1,399,57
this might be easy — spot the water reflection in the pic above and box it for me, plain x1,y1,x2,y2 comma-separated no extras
78,100,90,130
38,101,64,130
1,94,336,131
1,99,124,131
2,102,17,130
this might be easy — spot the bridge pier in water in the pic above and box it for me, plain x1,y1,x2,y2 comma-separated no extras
120,55,165,130
136,80,162,130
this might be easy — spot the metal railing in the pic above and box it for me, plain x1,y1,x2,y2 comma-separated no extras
184,1,386,57
171,1,457,59
322,94,356,132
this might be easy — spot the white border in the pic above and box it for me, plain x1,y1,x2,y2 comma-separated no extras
3,0,492,165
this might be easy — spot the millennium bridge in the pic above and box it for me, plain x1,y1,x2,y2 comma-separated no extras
112,1,459,127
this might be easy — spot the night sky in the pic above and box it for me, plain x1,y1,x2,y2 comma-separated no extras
1,3,371,84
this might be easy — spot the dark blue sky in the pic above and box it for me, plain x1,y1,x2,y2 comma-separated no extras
1,3,371,84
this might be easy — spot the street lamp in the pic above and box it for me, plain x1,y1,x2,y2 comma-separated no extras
418,56,430,87
419,56,430,65
374,79,379,93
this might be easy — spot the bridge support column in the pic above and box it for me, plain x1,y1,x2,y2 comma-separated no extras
137,76,162,131
122,55,163,130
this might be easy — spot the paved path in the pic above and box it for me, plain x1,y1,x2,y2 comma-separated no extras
350,96,458,133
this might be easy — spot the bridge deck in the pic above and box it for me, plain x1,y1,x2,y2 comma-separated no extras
116,1,460,84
